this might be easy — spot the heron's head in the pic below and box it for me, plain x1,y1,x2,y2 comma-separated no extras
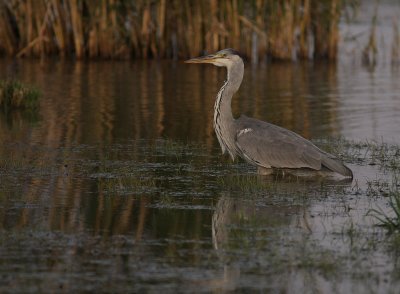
185,48,242,68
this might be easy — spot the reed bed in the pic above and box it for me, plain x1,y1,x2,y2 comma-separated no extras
0,0,343,61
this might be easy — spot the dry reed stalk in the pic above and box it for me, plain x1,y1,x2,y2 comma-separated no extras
195,2,204,55
391,19,400,65
328,0,340,59
255,0,267,62
69,0,84,58
128,14,139,56
141,5,151,58
84,1,97,58
100,0,113,57
32,1,44,55
157,0,166,56
232,0,240,49
311,0,341,59
27,0,35,53
182,1,193,57
362,3,378,66
17,0,53,58
362,25,377,66
297,0,311,59
267,1,295,60
50,0,68,56
206,0,219,54
0,3,18,55
0,0,346,62
100,1,110,56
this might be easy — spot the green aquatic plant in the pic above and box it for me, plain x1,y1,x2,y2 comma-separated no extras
319,138,400,171
0,79,40,112
368,191,400,234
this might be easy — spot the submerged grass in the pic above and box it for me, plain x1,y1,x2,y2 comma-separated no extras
316,138,400,171
314,138,400,234
217,174,268,193
2,137,400,291
368,190,400,234
85,139,212,195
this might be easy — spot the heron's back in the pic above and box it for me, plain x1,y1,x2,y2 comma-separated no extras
234,115,352,177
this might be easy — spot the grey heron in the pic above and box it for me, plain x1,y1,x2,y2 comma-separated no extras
185,48,353,178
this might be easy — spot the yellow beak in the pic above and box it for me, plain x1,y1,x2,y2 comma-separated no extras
184,54,218,64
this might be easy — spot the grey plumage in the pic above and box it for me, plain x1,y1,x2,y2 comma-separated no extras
185,48,353,178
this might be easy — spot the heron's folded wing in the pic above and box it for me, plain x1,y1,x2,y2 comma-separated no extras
234,119,322,170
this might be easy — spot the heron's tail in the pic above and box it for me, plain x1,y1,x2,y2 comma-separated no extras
321,155,353,178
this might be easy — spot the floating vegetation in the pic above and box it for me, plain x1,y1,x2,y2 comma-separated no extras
0,79,40,113
316,138,400,172
0,0,345,61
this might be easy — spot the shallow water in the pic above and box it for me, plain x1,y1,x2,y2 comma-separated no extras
0,138,399,293
1,14,400,292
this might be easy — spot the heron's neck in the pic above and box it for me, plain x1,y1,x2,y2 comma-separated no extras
213,60,244,158
214,61,244,124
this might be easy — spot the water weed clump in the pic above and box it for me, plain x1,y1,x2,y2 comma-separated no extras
368,143,400,171
0,80,40,113
368,190,400,233
318,138,400,171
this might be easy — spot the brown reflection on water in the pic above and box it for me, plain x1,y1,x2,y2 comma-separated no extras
0,59,342,148
240,62,340,139
0,58,345,246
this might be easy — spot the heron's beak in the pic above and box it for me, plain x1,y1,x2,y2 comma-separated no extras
184,54,218,64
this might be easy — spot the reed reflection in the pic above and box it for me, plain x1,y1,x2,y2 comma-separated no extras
0,59,341,147
240,62,340,139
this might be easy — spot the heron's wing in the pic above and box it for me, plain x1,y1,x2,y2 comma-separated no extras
234,116,323,170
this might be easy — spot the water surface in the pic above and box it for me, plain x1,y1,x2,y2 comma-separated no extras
0,48,400,292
